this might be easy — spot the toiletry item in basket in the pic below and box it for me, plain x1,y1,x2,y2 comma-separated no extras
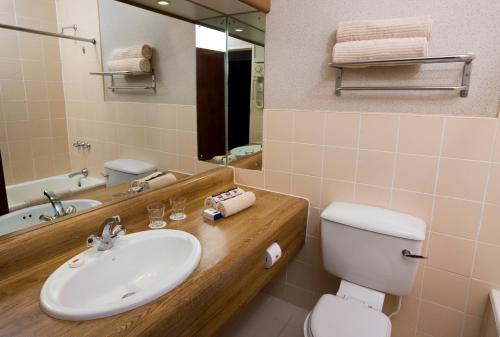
204,187,245,209
216,191,256,217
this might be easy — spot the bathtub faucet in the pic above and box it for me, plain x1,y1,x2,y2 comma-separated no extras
68,168,89,178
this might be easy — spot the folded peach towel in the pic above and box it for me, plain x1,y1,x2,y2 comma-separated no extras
131,172,177,190
336,15,433,43
110,44,153,60
107,58,151,73
216,191,256,217
26,189,72,207
332,37,428,65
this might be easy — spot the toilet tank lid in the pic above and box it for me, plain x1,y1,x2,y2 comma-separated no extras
104,159,156,175
321,202,426,241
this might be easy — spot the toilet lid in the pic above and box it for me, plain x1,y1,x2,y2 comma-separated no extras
310,294,391,337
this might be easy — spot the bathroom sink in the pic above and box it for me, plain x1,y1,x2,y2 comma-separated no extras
0,199,102,236
40,229,202,320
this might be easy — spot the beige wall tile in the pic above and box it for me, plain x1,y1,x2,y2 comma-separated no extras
292,143,323,177
307,207,321,238
176,105,196,132
263,140,292,172
437,158,489,201
422,266,468,311
264,109,293,141
321,178,354,208
293,110,324,144
473,243,500,284
418,300,464,337
391,296,419,337
356,150,395,187
3,101,28,121
291,174,321,207
467,279,498,317
432,197,481,239
442,118,496,161
428,232,475,276
324,112,360,148
492,120,500,162
355,183,391,208
462,315,483,337
391,190,433,223
394,154,438,194
486,164,500,204
359,113,398,151
235,168,264,188
479,203,500,245
265,169,291,194
399,115,443,156
323,146,356,181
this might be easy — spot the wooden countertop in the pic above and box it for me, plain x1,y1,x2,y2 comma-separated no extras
0,168,307,337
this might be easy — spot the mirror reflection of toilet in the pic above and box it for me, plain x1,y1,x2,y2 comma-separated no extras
304,202,427,337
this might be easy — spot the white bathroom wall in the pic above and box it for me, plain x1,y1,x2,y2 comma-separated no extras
265,0,500,116
98,0,197,104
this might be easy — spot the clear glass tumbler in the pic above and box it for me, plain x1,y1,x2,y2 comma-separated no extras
169,197,187,221
147,202,166,229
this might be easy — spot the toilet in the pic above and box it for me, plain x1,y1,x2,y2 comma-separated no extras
103,159,157,187
304,202,426,337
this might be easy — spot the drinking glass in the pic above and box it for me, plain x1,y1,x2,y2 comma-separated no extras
169,197,187,221
147,202,166,229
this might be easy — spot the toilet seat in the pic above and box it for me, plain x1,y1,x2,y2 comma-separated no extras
305,294,391,337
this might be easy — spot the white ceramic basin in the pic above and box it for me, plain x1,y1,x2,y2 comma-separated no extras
230,144,262,156
0,200,102,236
40,229,202,320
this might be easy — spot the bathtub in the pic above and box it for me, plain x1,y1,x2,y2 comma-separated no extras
481,289,500,337
7,174,106,211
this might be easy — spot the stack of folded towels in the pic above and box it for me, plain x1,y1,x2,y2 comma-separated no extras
107,44,153,73
332,15,433,65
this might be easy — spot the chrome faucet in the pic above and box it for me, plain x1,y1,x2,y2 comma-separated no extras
39,190,77,222
68,168,89,178
43,190,66,217
87,216,126,251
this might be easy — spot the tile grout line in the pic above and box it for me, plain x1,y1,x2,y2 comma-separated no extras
414,116,446,337
389,114,401,207
352,113,362,201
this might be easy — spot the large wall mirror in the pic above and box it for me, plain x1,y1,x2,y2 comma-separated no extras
0,0,265,239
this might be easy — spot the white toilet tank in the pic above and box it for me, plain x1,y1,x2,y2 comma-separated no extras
104,159,156,187
321,202,426,296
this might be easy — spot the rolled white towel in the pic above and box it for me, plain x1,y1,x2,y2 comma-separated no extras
216,191,256,217
107,58,151,73
110,44,153,60
332,37,428,66
337,15,433,43
131,172,177,190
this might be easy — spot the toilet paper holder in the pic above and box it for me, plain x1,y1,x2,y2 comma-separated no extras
264,242,282,269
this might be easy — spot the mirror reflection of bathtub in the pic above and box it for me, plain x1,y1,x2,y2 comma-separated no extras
0,199,102,237
6,174,105,212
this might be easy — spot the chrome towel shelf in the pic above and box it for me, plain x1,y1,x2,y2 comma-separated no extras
89,70,156,92
329,53,475,97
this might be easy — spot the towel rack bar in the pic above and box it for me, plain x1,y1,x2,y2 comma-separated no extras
0,23,96,44
90,71,152,76
338,85,465,92
330,53,475,97
108,86,155,90
329,54,475,68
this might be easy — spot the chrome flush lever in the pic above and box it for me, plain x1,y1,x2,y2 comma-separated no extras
402,249,428,259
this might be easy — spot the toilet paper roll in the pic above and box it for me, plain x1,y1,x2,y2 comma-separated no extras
264,242,282,269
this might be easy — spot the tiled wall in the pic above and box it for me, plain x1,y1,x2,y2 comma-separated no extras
0,0,70,185
56,0,217,177
235,109,500,337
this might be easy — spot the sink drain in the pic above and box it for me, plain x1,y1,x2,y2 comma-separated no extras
122,292,135,299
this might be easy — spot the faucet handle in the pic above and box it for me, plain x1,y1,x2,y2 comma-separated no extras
87,234,101,248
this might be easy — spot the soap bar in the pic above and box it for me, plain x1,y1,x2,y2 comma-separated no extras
203,208,222,221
